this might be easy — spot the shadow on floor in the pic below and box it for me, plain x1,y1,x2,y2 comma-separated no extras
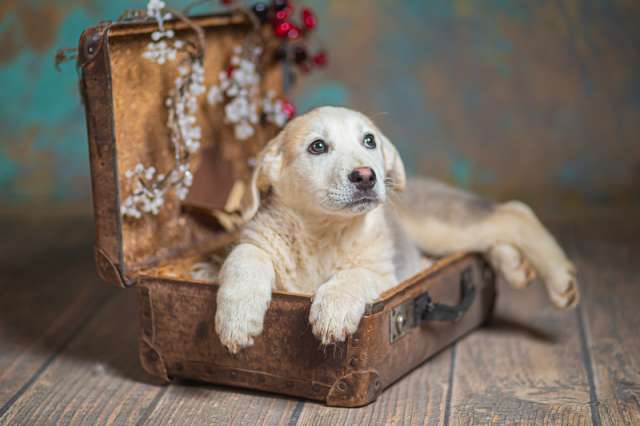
484,315,559,343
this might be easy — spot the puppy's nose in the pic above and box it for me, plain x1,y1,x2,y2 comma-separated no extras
348,167,377,190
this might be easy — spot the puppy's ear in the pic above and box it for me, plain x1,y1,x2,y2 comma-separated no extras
242,132,284,221
380,133,407,192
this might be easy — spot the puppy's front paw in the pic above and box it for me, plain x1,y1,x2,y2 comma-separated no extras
215,297,267,354
309,286,366,345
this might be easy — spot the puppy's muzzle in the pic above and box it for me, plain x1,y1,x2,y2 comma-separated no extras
348,167,376,191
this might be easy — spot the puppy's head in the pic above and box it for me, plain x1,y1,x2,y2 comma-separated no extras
244,106,405,220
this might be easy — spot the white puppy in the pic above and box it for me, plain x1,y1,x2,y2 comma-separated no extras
214,106,578,353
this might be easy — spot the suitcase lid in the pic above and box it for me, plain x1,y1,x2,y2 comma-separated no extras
79,12,283,287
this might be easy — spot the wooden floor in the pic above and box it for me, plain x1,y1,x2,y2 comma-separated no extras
1,210,639,425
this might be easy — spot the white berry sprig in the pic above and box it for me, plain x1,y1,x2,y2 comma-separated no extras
141,0,184,64
120,1,205,220
206,45,262,140
206,44,295,141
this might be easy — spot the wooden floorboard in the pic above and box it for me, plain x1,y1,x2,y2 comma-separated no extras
0,215,112,413
0,292,165,425
294,347,453,426
573,238,640,426
1,211,639,425
447,277,592,424
140,380,299,425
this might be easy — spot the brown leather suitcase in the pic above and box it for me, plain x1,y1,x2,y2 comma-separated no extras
79,12,497,407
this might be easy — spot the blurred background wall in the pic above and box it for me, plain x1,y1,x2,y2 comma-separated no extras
1,0,638,210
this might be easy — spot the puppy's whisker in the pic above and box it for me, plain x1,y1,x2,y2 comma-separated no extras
384,177,400,191
383,181,403,211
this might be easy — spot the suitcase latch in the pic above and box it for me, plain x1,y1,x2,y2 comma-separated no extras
389,267,475,343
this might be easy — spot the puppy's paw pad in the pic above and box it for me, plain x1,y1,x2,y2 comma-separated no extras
506,258,537,289
489,244,536,289
309,289,365,346
547,265,579,309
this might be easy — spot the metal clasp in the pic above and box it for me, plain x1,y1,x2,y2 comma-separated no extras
389,299,415,343
389,267,475,343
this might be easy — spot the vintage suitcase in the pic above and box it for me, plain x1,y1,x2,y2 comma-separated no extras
79,11,497,407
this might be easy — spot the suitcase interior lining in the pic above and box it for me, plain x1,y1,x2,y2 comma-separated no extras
137,240,440,301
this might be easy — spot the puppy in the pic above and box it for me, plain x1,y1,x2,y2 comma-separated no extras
214,106,578,353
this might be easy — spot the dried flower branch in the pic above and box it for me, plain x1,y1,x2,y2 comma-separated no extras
54,47,79,71
121,1,206,219
203,0,313,140
120,0,326,219
206,45,294,140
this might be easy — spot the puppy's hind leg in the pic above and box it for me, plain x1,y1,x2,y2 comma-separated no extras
487,243,536,289
395,178,578,309
490,201,579,308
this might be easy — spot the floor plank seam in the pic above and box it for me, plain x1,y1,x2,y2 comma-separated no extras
286,400,305,426
443,343,457,426
577,301,602,426
0,293,115,420
135,385,169,426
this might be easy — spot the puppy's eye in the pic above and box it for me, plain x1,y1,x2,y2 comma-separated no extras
363,133,376,149
308,139,329,155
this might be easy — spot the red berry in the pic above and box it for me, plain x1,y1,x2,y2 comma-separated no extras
226,64,235,77
287,24,301,40
298,63,311,74
275,5,293,21
282,99,296,118
312,50,328,67
302,8,316,30
274,21,292,37
221,0,234,4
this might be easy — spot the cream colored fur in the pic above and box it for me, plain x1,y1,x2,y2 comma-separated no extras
214,106,579,353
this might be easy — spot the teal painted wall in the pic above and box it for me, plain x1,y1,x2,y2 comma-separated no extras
1,0,639,207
